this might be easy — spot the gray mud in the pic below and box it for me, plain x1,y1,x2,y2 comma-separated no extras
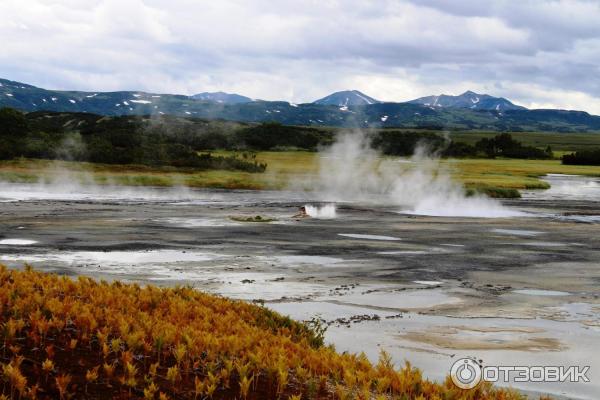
0,179,599,399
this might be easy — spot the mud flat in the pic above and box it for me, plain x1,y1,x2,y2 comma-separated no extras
0,178,599,399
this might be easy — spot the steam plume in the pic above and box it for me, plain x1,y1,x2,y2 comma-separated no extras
313,131,522,218
305,204,336,219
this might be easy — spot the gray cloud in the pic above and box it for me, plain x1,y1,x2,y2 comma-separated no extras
1,0,600,112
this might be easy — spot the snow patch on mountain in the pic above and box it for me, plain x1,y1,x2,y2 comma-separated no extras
408,91,525,111
313,90,380,107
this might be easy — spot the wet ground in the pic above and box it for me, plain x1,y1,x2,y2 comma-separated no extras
0,174,599,399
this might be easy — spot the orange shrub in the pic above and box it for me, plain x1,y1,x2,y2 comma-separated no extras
0,266,536,399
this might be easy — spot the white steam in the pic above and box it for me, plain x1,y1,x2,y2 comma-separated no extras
313,131,523,218
305,204,336,219
0,163,195,203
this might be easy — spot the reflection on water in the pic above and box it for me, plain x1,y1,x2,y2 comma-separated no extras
338,233,401,241
523,174,600,201
522,174,600,224
0,239,38,245
0,250,224,281
0,182,309,204
267,301,600,400
512,289,571,296
556,214,600,223
492,228,543,236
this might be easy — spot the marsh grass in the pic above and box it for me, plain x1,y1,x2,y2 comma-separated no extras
1,154,599,196
466,187,522,199
0,171,38,183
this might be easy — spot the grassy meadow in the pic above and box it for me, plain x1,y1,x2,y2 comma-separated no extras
2,151,600,197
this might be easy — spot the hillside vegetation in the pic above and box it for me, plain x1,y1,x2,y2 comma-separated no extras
0,108,576,165
0,266,543,399
0,108,266,173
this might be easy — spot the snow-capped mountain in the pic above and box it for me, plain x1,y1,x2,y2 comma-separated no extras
408,90,526,111
3,77,600,132
313,90,380,107
191,91,253,104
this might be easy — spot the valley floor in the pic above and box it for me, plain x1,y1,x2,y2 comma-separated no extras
1,154,600,195
0,178,598,398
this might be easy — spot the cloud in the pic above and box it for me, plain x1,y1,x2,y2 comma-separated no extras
0,0,599,112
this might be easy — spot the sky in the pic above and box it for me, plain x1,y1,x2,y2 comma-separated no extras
2,0,600,113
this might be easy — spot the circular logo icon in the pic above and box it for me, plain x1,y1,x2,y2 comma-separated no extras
450,358,482,389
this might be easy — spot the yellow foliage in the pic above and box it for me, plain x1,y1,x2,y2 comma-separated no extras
42,359,54,373
173,343,187,365
166,365,179,385
85,366,99,383
238,374,253,400
0,266,539,400
55,374,71,400
103,362,115,380
3,361,27,395
149,361,159,377
144,382,158,400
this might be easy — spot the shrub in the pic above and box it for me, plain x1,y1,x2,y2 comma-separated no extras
0,266,533,399
466,187,522,198
0,108,29,159
475,133,553,159
562,148,600,165
235,122,328,151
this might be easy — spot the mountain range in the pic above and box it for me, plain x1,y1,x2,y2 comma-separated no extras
1,77,599,132
191,91,253,104
408,90,525,112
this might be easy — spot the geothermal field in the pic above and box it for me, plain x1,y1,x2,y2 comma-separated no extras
1,136,599,399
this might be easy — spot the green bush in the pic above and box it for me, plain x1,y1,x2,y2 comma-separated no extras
562,149,600,165
235,122,329,150
466,187,522,199
475,133,553,159
0,107,29,159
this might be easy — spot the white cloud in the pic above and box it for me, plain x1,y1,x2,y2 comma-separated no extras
507,83,600,114
0,0,599,111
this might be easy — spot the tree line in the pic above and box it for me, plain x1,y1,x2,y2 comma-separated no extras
0,108,266,172
562,149,600,165
0,108,566,170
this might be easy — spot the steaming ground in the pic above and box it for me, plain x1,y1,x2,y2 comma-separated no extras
0,176,599,399
311,131,523,217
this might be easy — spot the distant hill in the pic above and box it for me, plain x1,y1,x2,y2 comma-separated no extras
313,90,380,107
408,90,526,111
1,77,600,132
191,91,253,104
0,77,201,116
